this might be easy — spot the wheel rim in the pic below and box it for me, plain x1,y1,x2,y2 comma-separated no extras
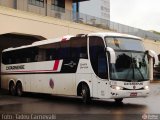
82,89,86,102
17,84,22,96
17,87,21,95
10,84,15,95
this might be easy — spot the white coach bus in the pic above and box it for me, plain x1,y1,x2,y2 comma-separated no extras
1,32,158,104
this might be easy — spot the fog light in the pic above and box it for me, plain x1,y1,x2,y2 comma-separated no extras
116,86,121,90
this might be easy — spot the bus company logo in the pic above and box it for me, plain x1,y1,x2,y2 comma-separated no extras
6,65,25,70
124,82,143,86
49,79,54,89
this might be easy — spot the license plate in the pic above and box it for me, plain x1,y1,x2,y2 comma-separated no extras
130,92,137,97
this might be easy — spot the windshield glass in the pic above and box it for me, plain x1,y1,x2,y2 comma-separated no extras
105,37,149,81
109,51,149,81
105,37,145,51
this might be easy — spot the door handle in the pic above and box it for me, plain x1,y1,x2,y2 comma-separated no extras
98,82,100,83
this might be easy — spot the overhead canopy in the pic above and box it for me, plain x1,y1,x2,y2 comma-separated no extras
0,33,46,51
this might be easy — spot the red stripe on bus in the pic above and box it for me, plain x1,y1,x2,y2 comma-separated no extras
53,60,60,71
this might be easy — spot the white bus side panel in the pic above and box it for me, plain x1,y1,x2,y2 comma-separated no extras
1,73,77,96
76,59,92,96
1,60,76,96
76,59,110,99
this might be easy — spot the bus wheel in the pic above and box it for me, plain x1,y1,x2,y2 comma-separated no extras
81,84,91,104
115,98,123,104
9,82,16,96
16,82,23,97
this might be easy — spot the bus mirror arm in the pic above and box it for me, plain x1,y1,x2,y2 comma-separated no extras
147,50,159,66
106,47,116,64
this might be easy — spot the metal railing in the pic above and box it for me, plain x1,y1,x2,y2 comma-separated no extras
0,1,160,41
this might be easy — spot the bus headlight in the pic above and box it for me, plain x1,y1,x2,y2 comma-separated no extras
111,85,123,90
144,86,149,90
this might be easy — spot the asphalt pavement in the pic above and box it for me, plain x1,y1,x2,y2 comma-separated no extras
0,83,160,120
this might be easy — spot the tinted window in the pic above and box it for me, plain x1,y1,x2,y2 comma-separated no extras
2,47,38,64
89,36,108,79
39,42,60,61
59,41,71,59
105,37,145,51
2,37,88,65
70,37,88,59
98,53,108,79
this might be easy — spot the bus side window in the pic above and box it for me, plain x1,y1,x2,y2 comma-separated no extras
98,53,108,79
2,52,9,64
2,51,18,64
59,40,71,60
46,49,57,60
89,36,108,79
23,47,38,63
38,49,46,61
70,36,88,59
39,42,60,61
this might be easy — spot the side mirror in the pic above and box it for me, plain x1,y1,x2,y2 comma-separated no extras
106,47,116,64
147,50,159,66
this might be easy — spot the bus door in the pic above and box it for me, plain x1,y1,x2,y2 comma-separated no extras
89,36,109,98
97,53,109,98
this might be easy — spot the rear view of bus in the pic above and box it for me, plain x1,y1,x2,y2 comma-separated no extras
88,32,158,103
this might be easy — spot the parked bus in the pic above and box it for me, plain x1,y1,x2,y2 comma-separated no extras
1,32,158,104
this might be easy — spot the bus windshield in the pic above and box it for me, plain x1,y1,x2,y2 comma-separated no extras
105,37,149,82
105,37,145,51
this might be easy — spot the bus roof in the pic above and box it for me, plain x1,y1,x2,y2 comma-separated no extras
2,32,141,52
2,35,74,52
88,32,141,40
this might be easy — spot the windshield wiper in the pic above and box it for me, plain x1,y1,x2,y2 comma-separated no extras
135,67,145,80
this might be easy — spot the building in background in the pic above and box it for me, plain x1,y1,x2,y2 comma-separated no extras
0,0,160,82
78,0,110,20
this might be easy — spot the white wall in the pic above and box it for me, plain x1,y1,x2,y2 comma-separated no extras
79,0,110,20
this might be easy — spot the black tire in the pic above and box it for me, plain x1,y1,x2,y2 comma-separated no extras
9,82,16,96
115,98,123,104
81,84,91,104
16,82,23,97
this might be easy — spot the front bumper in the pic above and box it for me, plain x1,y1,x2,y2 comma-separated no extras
110,89,150,98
